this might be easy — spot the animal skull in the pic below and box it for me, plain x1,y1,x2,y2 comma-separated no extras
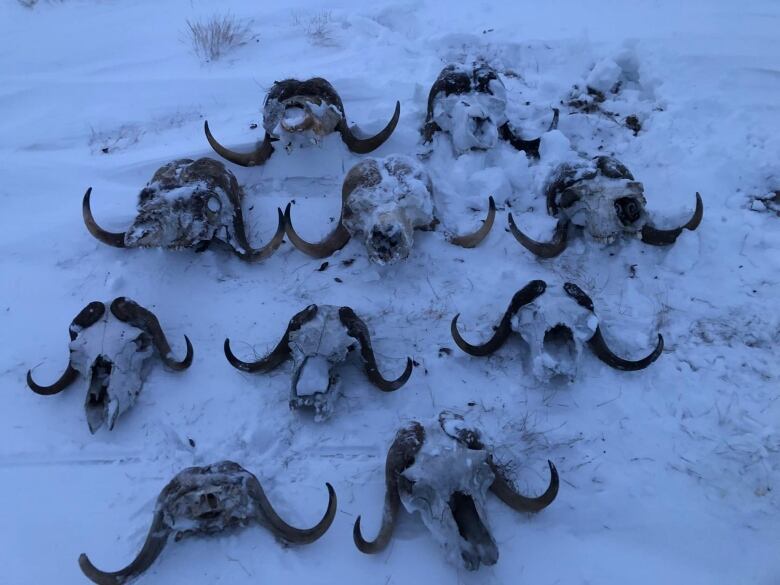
79,460,337,585
26,298,193,433
353,412,558,570
508,156,704,257
451,280,664,381
224,305,413,421
284,154,495,264
423,62,558,157
83,158,284,262
205,77,401,166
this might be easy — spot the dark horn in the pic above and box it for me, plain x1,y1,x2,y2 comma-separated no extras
489,459,559,513
231,207,286,263
641,192,704,246
498,123,541,158
588,328,664,371
109,298,193,371
338,307,413,392
284,203,351,259
451,280,547,357
508,214,569,259
78,509,169,585
82,188,127,248
248,477,337,544
338,101,401,154
224,305,319,373
449,196,496,248
26,365,79,396
354,422,425,554
204,121,275,167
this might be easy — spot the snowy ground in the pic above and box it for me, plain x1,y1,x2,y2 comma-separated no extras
1,1,779,584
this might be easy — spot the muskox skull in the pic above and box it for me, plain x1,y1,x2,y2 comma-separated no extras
224,305,412,420
451,280,664,381
354,412,558,570
83,158,284,261
79,460,337,585
285,154,495,264
508,156,704,258
422,62,559,157
205,77,401,166
26,298,193,433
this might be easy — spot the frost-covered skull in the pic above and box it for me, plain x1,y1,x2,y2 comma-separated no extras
224,305,413,421
452,280,664,382
83,158,284,261
79,460,337,585
284,154,495,264
353,412,559,571
26,298,193,433
204,77,401,166
423,62,558,157
508,156,704,258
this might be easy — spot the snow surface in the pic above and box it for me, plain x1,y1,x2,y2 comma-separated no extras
1,1,779,584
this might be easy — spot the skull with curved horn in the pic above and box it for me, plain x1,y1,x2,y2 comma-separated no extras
26,298,193,433
508,155,704,258
79,460,337,585
422,61,559,157
353,412,559,571
451,280,664,381
224,305,413,421
83,158,285,262
204,77,401,167
284,154,496,264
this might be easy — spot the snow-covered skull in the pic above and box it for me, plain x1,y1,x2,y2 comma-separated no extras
224,305,413,421
204,77,401,166
353,412,559,571
451,280,664,382
508,156,704,258
26,298,193,433
423,62,558,157
79,460,337,585
83,158,284,262
284,154,495,264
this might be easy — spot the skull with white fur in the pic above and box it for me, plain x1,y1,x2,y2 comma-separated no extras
82,158,285,262
79,460,337,585
284,154,496,264
353,411,559,571
423,62,559,157
26,298,193,433
224,305,413,421
451,280,664,382
204,77,401,166
508,155,704,258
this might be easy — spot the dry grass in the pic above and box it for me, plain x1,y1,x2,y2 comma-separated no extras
291,9,337,47
184,14,254,63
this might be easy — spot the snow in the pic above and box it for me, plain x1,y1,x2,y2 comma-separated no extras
1,0,779,584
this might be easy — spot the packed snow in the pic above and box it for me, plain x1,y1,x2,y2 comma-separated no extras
0,0,778,584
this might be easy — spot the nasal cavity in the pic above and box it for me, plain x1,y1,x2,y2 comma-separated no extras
614,197,641,225
87,356,112,406
543,324,575,361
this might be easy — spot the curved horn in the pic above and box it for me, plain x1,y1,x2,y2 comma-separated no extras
27,366,79,396
224,305,318,373
230,207,286,263
451,280,547,356
109,298,193,371
354,422,425,554
448,196,496,248
338,101,400,154
204,121,275,167
338,307,413,392
489,459,559,513
588,328,664,371
641,192,704,246
248,477,337,544
78,509,170,585
284,203,351,259
82,188,127,248
508,213,569,259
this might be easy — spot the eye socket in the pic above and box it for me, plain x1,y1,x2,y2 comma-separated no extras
614,197,642,225
206,195,222,215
